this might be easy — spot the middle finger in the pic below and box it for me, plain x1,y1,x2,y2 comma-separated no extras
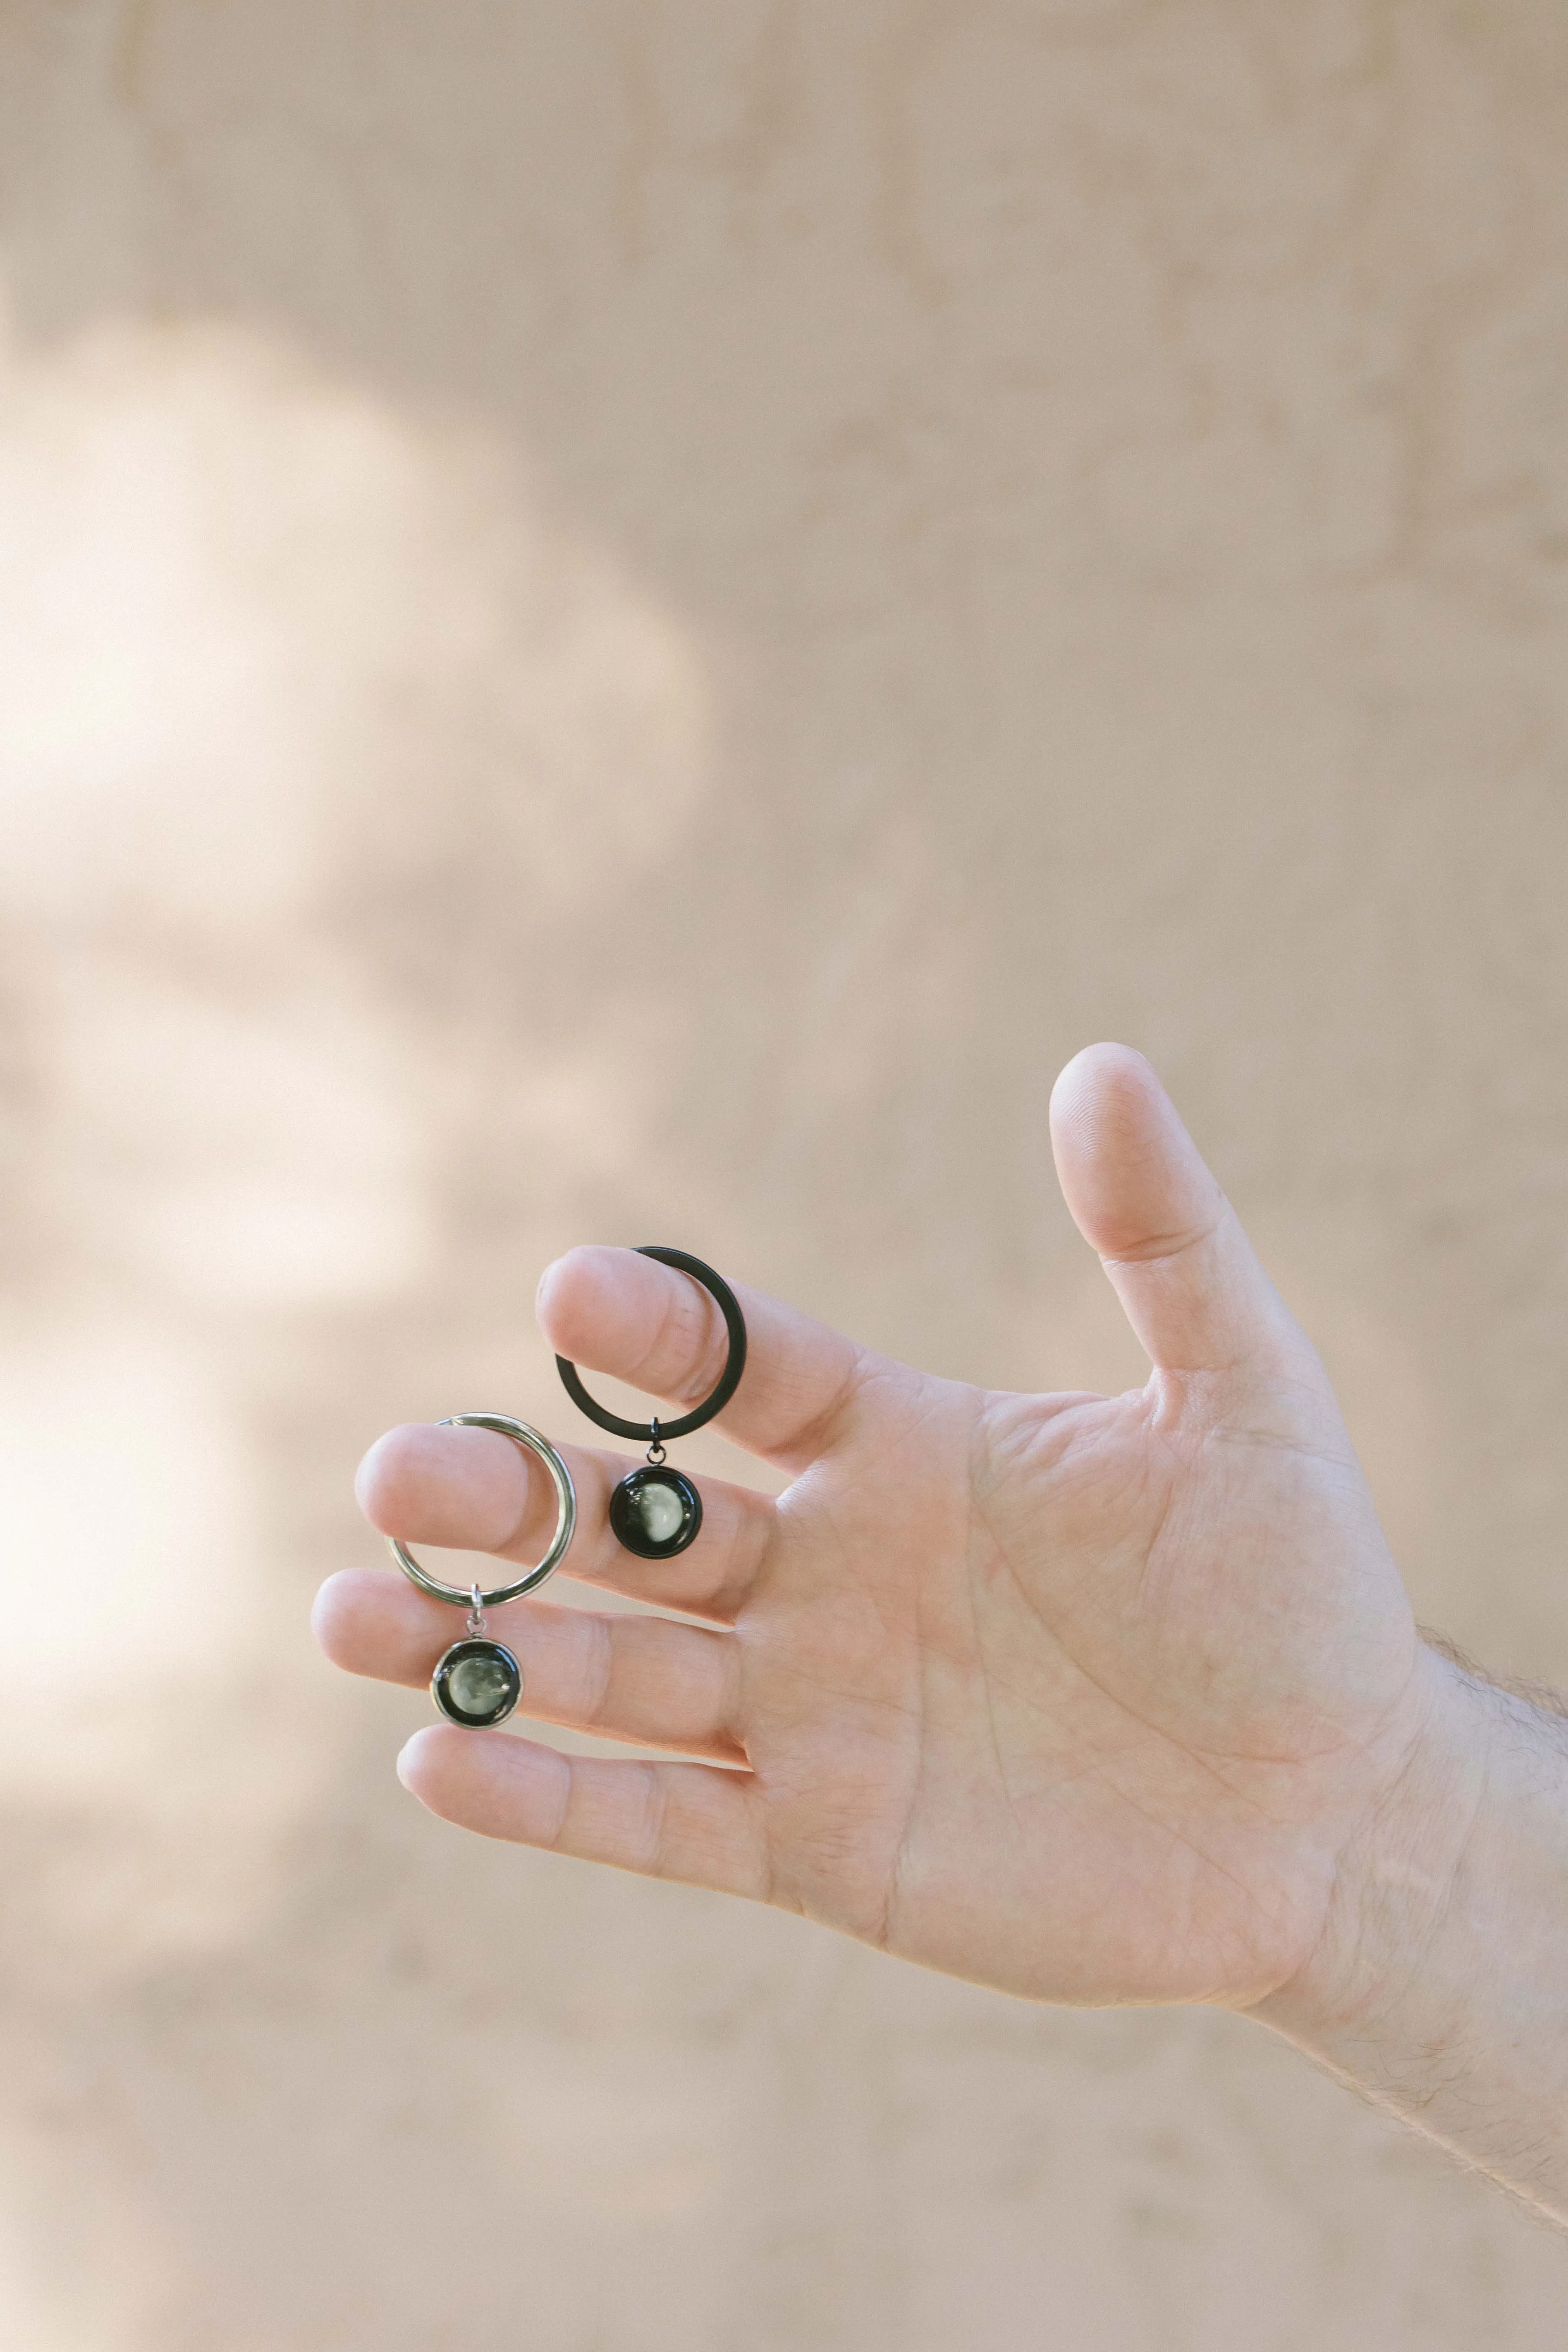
355,1419,775,1623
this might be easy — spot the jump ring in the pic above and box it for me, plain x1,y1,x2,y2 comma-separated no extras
555,1246,747,1445
390,1413,577,1607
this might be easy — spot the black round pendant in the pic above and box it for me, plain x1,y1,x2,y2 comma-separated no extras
431,1638,522,1727
609,1466,703,1559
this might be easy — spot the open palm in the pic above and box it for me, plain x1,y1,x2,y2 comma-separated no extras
316,1047,1426,2011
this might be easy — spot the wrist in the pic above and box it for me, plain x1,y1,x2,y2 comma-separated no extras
1256,1640,1492,2050
1253,1639,1568,2215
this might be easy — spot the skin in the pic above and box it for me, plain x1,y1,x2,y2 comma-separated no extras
315,1044,1568,2222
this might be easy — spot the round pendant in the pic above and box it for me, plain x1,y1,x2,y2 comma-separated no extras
608,1466,703,1559
431,1638,522,1728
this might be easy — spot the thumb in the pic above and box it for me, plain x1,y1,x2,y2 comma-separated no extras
1049,1044,1313,1381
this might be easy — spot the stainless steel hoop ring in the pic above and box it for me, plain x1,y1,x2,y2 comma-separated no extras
389,1413,577,1608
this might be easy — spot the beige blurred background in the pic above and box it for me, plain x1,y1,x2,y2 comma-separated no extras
1,3,1566,2345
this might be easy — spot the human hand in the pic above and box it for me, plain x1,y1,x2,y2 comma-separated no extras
315,1044,1433,2013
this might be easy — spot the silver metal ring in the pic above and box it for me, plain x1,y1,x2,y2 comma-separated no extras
389,1413,577,1607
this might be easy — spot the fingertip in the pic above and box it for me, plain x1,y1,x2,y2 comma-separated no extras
1048,1045,1313,1379
355,1420,534,1551
536,1244,593,1348
398,1721,506,1811
1049,1042,1219,1262
354,1423,429,1533
311,1569,358,1664
313,1565,411,1677
396,1722,444,1797
536,1243,646,1361
1048,1041,1163,1155
396,1723,570,1844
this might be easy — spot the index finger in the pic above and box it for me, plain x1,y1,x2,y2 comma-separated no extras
537,1247,866,1471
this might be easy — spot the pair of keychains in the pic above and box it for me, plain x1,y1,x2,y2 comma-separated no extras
390,1246,747,1728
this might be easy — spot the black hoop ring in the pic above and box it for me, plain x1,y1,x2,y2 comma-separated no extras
555,1246,747,1444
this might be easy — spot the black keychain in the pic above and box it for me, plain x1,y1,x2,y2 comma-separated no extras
555,1245,747,1560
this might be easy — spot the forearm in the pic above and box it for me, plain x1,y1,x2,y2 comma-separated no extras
1254,1641,1568,2222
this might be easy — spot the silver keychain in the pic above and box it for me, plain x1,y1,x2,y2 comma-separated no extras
389,1412,577,1727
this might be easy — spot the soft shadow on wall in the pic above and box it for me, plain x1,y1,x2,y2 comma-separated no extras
0,309,754,2349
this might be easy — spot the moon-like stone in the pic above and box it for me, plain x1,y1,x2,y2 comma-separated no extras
632,1480,687,1543
432,1638,521,1726
609,1465,703,1558
448,1653,513,1715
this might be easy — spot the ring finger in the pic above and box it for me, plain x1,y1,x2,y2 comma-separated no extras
315,1568,747,1764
